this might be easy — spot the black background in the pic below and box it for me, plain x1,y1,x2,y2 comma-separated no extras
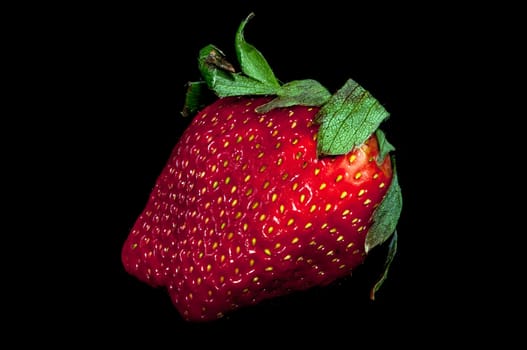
10,0,515,346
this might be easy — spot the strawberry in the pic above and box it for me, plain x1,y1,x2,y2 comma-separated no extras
121,13,402,322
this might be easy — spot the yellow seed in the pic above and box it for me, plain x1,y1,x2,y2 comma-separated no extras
258,152,264,158
227,232,234,240
326,250,335,256
379,182,385,188
234,267,240,274
212,242,218,249
212,181,219,189
291,121,297,128
329,228,337,233
260,165,267,172
263,181,270,189
268,226,274,234
292,138,299,145
235,211,242,219
339,264,346,269
291,237,299,244
319,183,327,190
265,266,274,271
277,158,283,166
352,218,359,223
198,252,204,259
314,168,321,176
288,111,294,116
220,255,226,263
283,254,292,261
354,172,362,180
287,218,295,226
246,188,253,196
267,121,273,127
252,202,259,210
249,259,255,266
292,183,299,191
274,242,281,249
325,203,332,211
349,154,357,163
231,185,237,194
231,199,238,207
264,248,272,256
223,141,229,148
272,130,278,137
300,194,306,203
236,246,241,254
244,175,251,182
220,276,225,283
252,276,259,283
243,223,248,231
309,204,317,213
196,277,202,285
251,237,256,246
206,264,212,272
259,213,266,221
321,223,328,229
337,235,344,242
305,222,313,229
275,142,282,149
237,135,243,143
364,199,372,205
225,176,231,184
373,173,379,179
211,164,217,172
358,189,365,196
279,205,285,214
336,174,343,183
271,193,278,202
342,209,350,216
249,134,255,141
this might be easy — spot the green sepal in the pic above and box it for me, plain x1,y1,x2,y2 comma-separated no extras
315,79,390,156
375,128,395,164
369,230,398,300
198,44,279,97
235,12,281,88
365,162,402,253
181,81,207,118
255,79,331,113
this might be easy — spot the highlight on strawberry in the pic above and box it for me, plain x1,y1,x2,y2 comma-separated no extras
121,12,402,322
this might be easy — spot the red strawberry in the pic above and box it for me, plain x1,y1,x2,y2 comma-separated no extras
121,13,402,322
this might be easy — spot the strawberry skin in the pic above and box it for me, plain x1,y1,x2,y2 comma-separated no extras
121,95,393,321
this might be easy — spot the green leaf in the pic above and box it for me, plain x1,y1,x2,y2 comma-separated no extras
198,44,279,97
316,79,390,156
375,128,395,164
370,231,398,300
235,12,280,88
255,79,331,113
181,81,207,118
365,164,402,253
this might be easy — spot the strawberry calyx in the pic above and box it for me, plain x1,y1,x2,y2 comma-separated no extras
182,11,403,300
